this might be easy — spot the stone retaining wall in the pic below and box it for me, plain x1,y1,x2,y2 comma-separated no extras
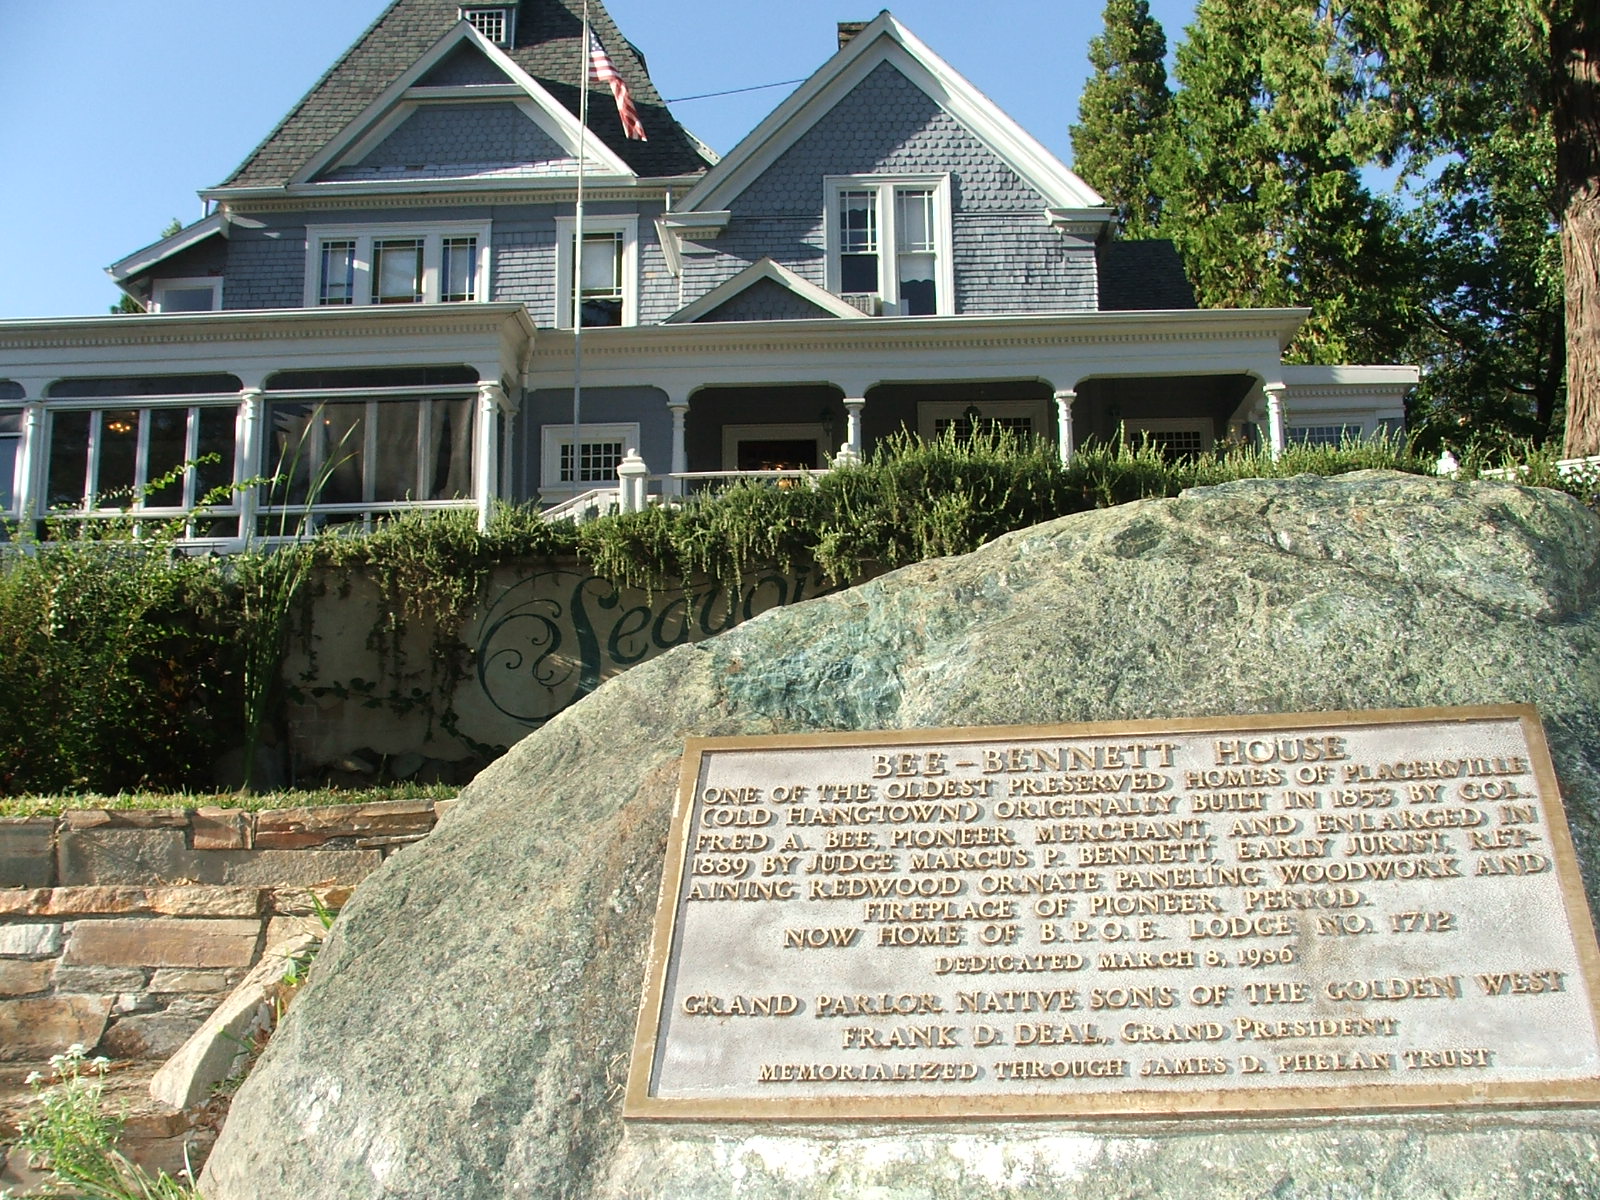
0,800,447,1063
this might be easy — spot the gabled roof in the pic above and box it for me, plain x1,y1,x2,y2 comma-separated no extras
107,214,229,283
677,11,1107,215
216,0,711,191
292,23,632,183
663,259,870,323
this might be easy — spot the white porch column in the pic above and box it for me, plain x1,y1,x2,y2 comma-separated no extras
236,388,264,546
1053,389,1077,465
843,397,865,458
1264,383,1287,462
15,400,45,521
475,382,507,532
667,393,690,497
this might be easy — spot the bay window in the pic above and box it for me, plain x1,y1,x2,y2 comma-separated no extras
305,222,490,307
826,176,952,316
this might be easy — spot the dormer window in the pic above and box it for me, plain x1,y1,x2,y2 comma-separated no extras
461,5,515,47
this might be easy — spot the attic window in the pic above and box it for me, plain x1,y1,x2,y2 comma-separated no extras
461,6,514,46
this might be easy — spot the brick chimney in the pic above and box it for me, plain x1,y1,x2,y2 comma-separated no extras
837,21,869,49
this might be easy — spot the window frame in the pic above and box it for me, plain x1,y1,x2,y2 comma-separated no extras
0,406,23,518
824,175,954,317
150,277,223,313
720,422,832,472
41,397,244,534
915,399,1048,442
257,386,481,535
539,421,640,496
553,216,639,329
1124,417,1214,458
303,221,491,308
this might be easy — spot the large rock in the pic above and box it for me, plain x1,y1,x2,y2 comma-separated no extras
203,473,1600,1199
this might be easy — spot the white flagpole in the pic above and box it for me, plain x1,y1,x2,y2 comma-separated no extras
571,0,590,493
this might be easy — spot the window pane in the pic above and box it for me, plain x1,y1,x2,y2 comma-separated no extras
896,189,935,251
48,411,90,509
839,191,877,253
97,409,140,504
195,407,237,503
441,237,478,301
320,241,356,305
146,408,188,507
0,411,20,512
898,252,937,315
318,402,366,502
372,239,424,304
560,439,624,483
158,286,216,313
371,401,421,502
427,397,474,499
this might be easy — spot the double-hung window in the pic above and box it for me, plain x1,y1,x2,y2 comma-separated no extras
305,222,490,307
826,176,952,316
554,216,638,328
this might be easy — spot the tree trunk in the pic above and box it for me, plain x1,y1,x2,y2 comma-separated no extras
1555,7,1600,458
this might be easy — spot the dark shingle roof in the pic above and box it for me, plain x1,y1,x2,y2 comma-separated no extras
219,0,712,189
1095,240,1198,311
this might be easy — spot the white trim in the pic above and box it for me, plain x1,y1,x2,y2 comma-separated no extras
677,13,1103,216
664,258,869,324
553,214,639,328
150,277,223,313
720,422,831,471
824,175,955,317
915,399,1049,441
292,23,633,186
539,421,640,495
302,219,492,307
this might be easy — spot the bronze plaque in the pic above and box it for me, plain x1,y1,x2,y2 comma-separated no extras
625,706,1600,1119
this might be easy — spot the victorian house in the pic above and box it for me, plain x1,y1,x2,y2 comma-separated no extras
0,0,1414,541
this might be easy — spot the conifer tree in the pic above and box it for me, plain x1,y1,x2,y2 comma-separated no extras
1069,0,1173,237
1151,0,1415,365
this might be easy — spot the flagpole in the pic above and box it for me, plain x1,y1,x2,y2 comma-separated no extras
572,0,589,495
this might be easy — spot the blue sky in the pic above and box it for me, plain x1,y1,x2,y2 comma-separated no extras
0,0,1197,319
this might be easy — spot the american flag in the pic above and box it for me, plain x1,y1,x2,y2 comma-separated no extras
588,30,646,141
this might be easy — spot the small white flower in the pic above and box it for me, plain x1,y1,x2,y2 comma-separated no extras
66,1043,86,1056
24,1072,42,1085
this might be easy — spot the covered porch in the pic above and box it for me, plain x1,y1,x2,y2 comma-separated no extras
518,307,1414,507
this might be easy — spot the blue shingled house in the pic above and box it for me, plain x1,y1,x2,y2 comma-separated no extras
0,0,1414,540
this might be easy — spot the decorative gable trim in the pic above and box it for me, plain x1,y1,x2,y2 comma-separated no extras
289,22,633,187
663,259,869,324
677,13,1107,216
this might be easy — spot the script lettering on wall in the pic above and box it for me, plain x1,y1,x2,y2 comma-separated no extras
626,705,1600,1119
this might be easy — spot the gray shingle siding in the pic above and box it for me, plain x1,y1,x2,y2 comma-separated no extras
955,216,1096,314
326,103,573,178
223,232,306,309
416,41,511,87
703,60,1095,314
491,220,558,317
698,277,840,323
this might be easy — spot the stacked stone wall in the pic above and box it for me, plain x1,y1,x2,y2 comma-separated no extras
0,800,447,1063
